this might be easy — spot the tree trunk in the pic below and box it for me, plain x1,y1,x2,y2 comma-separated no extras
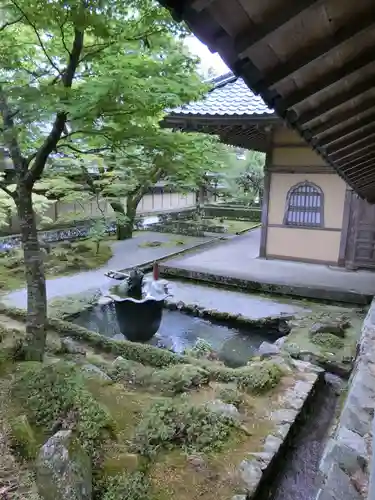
17,184,47,361
110,200,133,240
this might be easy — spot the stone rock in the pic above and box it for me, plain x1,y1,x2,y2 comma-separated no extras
60,338,86,356
113,356,125,364
309,320,348,338
258,341,280,359
263,435,283,455
206,400,240,420
275,336,287,348
187,455,206,471
232,496,247,500
324,373,346,396
36,430,91,500
340,405,372,437
271,409,298,425
336,427,368,461
320,439,367,477
238,460,262,494
324,463,362,500
81,364,112,382
274,423,291,440
248,451,273,470
315,489,335,500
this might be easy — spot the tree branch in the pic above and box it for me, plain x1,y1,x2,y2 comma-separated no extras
0,182,16,199
0,15,23,32
25,27,85,186
57,144,110,155
10,0,62,77
0,86,25,175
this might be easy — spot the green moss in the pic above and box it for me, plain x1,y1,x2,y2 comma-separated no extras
151,364,209,394
12,361,114,453
132,399,236,457
217,387,244,408
101,472,149,500
0,239,113,291
108,358,155,386
237,362,284,395
311,333,345,350
10,414,38,459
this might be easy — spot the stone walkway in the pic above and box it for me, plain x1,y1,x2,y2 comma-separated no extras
3,232,208,309
160,229,375,303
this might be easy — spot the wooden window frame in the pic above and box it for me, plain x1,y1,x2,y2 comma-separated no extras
283,181,324,228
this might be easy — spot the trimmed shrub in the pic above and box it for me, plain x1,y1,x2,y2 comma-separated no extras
12,361,114,453
237,362,284,394
132,399,236,457
311,333,344,350
217,387,245,408
102,472,149,500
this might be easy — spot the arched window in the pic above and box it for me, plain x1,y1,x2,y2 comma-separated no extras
283,181,324,227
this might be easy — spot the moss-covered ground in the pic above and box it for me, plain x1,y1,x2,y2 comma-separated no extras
283,302,366,374
0,309,312,500
210,218,259,234
0,239,113,291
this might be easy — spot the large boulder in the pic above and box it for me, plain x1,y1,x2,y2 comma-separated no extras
309,319,350,338
36,430,92,500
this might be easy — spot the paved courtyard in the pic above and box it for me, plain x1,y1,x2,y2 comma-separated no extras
3,232,209,308
160,228,375,300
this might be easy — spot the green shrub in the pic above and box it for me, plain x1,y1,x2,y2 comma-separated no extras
237,362,284,394
10,414,37,459
152,364,209,394
311,333,344,350
132,400,236,457
12,362,113,453
109,358,155,386
102,472,149,500
184,338,216,360
218,387,244,408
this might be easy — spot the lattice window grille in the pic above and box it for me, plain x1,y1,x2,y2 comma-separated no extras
284,182,323,227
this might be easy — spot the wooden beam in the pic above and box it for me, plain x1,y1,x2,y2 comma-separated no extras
326,128,375,155
337,149,375,168
191,0,216,12
297,76,375,126
309,99,375,137
329,139,375,162
259,11,375,88
354,172,375,189
341,156,375,175
344,158,375,180
235,0,319,57
280,47,375,111
320,114,375,147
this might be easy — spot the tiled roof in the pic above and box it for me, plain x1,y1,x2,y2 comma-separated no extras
171,73,275,117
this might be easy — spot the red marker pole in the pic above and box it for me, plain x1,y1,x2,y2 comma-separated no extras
153,261,159,281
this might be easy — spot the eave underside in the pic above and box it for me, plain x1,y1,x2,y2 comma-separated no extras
163,115,278,152
159,0,375,202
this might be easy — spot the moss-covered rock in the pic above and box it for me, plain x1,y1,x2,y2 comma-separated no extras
10,414,38,459
311,333,345,350
12,361,114,453
237,362,284,394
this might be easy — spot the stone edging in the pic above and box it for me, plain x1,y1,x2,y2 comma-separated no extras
316,298,375,500
235,361,323,499
158,266,373,305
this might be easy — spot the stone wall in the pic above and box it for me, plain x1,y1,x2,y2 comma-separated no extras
317,299,375,500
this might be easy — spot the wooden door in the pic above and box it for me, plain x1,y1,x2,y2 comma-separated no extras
345,192,375,269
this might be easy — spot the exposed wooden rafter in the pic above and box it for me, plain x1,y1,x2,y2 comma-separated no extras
297,76,375,126
234,0,319,57
329,139,375,162
346,162,375,181
280,47,375,111
309,99,375,136
337,149,375,168
326,128,375,155
341,156,375,175
259,11,375,88
319,113,375,147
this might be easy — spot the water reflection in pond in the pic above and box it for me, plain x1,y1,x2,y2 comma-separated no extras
71,303,269,367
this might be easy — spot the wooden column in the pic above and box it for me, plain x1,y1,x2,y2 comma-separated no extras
259,130,273,258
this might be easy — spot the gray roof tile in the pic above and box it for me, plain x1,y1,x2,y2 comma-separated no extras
171,73,275,117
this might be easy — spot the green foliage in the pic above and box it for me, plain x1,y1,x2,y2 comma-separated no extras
237,362,284,394
0,239,112,290
217,387,244,408
12,362,113,453
109,358,155,386
311,333,345,350
102,472,149,500
10,414,38,459
184,338,216,360
152,364,209,394
132,399,236,457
